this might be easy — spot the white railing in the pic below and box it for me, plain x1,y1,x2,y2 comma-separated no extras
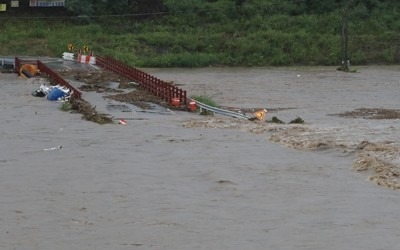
193,99,251,119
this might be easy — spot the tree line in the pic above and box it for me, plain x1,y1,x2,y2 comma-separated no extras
62,0,398,17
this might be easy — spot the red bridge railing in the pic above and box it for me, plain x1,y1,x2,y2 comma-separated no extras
15,57,82,99
96,56,187,106
36,61,82,99
14,57,37,73
16,56,187,103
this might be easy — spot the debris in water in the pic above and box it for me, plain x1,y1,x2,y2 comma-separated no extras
118,119,128,125
270,116,285,124
289,117,304,124
43,145,62,151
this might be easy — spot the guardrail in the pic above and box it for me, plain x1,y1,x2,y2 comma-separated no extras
15,57,37,73
15,57,82,99
0,57,15,69
36,61,82,99
194,99,251,119
96,56,187,106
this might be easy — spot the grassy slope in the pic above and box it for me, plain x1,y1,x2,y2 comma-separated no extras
0,1,399,67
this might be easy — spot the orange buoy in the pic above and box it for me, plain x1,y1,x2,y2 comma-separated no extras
19,64,38,78
189,100,197,112
171,97,180,107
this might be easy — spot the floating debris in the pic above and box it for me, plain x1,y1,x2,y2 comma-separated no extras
43,145,62,151
271,116,285,124
289,117,305,124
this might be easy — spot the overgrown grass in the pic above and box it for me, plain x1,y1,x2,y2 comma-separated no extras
0,1,399,67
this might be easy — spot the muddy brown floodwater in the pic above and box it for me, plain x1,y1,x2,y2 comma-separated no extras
1,65,400,250
147,66,400,189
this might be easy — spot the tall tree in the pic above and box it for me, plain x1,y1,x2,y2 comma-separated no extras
65,0,95,16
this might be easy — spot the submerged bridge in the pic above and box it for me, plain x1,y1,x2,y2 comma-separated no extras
14,56,187,105
9,56,253,120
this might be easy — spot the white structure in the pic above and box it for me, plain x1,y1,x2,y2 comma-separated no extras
30,0,65,7
62,52,75,61
77,54,96,65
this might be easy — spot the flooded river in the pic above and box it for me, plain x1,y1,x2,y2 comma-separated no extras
1,65,400,250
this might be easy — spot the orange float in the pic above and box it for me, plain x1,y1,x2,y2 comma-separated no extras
171,97,180,107
189,99,197,112
19,64,39,78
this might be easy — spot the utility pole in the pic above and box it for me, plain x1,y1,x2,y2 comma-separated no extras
341,9,349,71
340,0,353,72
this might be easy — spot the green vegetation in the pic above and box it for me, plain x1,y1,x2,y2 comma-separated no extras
0,0,399,67
266,116,304,124
59,101,72,111
190,94,219,115
270,116,285,124
289,117,305,124
190,95,219,108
